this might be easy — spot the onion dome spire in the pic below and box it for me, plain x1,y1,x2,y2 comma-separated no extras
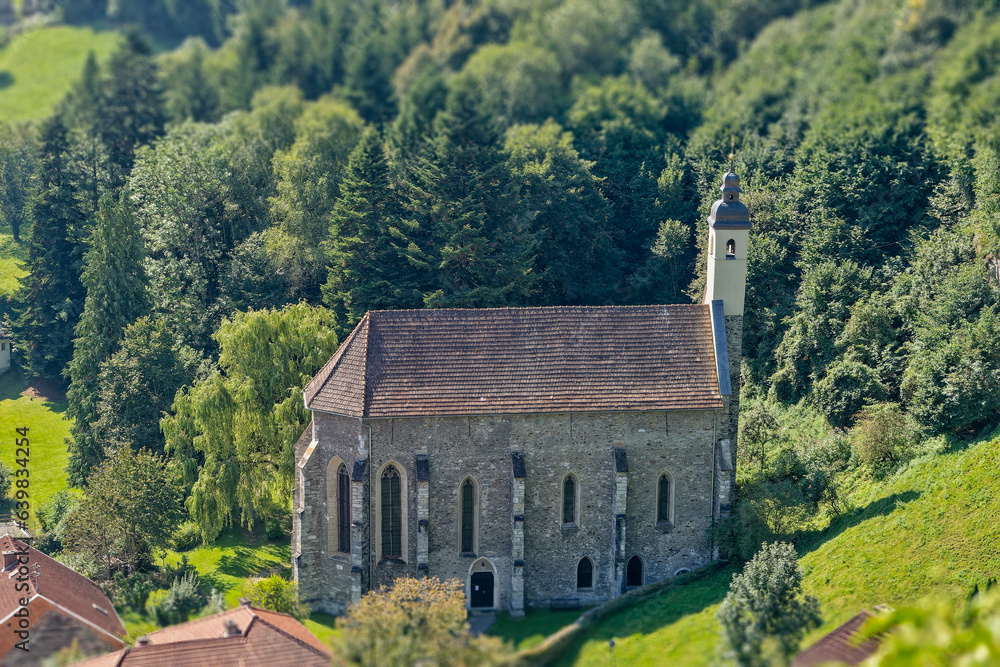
707,146,750,230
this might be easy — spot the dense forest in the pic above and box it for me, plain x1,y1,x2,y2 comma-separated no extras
2,0,1000,565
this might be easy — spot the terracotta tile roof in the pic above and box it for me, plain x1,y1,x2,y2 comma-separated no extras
792,610,885,666
304,305,724,417
144,603,328,654
76,606,330,666
0,534,125,650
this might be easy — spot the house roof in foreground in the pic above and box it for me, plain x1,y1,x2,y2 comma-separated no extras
0,534,125,654
76,603,330,667
304,305,725,418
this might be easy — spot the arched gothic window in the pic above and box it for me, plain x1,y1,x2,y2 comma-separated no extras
562,475,577,525
577,558,594,589
381,465,402,559
337,464,350,553
461,478,476,553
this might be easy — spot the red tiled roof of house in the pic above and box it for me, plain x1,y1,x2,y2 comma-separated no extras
304,305,725,417
0,534,125,655
792,609,885,666
143,603,328,654
76,610,330,666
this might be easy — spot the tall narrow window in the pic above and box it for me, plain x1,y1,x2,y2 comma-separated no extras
461,479,475,553
563,476,576,524
337,464,350,553
726,239,736,258
577,558,593,589
657,475,671,524
381,465,402,559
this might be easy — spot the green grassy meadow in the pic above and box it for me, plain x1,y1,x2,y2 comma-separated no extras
0,24,120,122
0,366,70,529
549,432,1000,665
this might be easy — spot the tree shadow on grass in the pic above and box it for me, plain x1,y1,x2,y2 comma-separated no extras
217,546,275,579
0,368,27,402
0,72,12,90
796,490,921,556
0,368,68,409
198,570,230,595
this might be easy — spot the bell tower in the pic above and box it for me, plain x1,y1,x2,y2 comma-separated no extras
703,167,751,314
704,159,751,526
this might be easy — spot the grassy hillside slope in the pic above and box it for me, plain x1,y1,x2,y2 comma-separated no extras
556,433,1000,665
0,24,120,122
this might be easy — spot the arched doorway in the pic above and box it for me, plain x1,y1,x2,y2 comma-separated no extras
468,558,496,609
626,556,643,588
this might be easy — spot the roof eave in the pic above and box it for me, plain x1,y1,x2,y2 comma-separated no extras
307,404,725,420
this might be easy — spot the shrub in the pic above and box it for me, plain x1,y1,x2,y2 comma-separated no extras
205,588,227,615
38,490,80,538
798,430,852,475
333,577,509,666
241,575,310,620
171,522,201,551
813,360,887,427
110,571,157,613
145,572,205,625
717,542,821,667
0,462,12,500
163,554,197,585
851,403,918,477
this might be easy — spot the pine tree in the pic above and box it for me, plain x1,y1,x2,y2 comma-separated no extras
63,52,107,221
13,114,88,378
323,128,421,332
343,19,397,125
505,120,622,305
63,51,103,134
402,84,538,308
98,29,166,192
66,192,149,486
0,123,37,243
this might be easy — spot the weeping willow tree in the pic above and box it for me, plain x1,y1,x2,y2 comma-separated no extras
162,303,339,542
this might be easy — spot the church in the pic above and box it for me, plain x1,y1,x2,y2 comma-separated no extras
292,169,751,616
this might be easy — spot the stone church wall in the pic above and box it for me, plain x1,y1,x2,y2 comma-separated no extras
293,413,367,615
296,408,723,613
622,410,716,586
